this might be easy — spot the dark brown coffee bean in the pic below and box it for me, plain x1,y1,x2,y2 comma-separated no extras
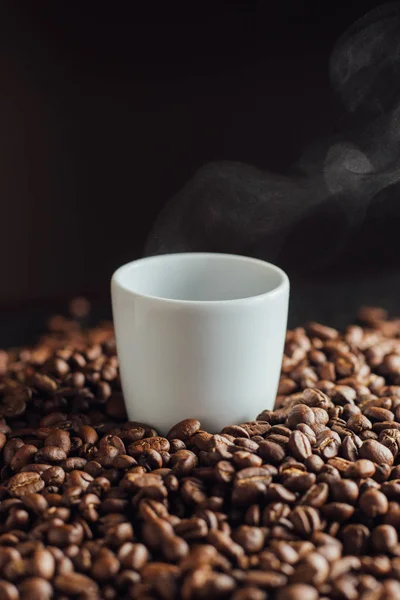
169,450,198,476
61,457,87,471
35,445,67,464
10,444,38,471
330,479,359,503
41,465,65,486
288,430,312,460
258,440,285,463
130,436,170,454
299,483,329,508
47,522,84,546
0,394,27,418
180,478,207,506
232,525,265,553
18,577,52,600
321,502,355,521
341,435,360,461
232,588,267,600
287,405,315,428
235,467,272,487
205,529,244,561
30,548,55,579
173,517,207,541
304,454,324,473
22,492,48,515
359,439,394,466
310,409,329,427
315,431,340,459
346,458,376,479
359,488,389,517
55,572,99,596
307,322,338,340
364,406,395,422
347,413,372,433
277,584,318,600
371,524,398,552
91,547,120,581
289,506,321,536
232,451,262,470
340,523,369,555
8,472,45,497
244,570,287,589
0,581,19,600
302,388,331,410
3,438,25,465
282,469,316,493
167,419,201,440
213,460,235,484
118,542,148,570
45,429,71,453
292,551,329,586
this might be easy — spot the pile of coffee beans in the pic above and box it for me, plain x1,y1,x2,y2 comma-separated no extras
2,304,400,599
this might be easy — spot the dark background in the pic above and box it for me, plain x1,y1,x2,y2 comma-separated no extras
0,0,393,346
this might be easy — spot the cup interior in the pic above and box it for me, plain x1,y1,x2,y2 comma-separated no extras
113,253,287,302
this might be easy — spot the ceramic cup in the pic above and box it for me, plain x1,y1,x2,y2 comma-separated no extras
111,252,289,433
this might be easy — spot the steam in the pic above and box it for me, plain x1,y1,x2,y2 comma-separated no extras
145,3,400,272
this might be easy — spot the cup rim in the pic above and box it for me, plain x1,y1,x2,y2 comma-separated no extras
111,252,289,306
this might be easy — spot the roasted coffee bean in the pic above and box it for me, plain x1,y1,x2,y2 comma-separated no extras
44,429,71,453
299,483,329,508
54,572,100,596
35,445,67,464
214,460,235,483
347,413,372,433
8,472,45,497
22,492,48,515
91,547,120,580
371,524,398,553
0,581,19,600
330,479,359,503
346,458,376,479
359,439,395,466
129,436,170,454
118,542,148,570
10,444,38,471
244,570,287,589
6,307,400,598
30,548,56,579
232,588,267,600
232,526,265,553
169,450,198,476
287,405,315,428
18,577,53,600
359,488,389,517
3,438,25,465
167,419,200,440
288,430,312,460
276,584,319,600
47,522,84,546
258,440,285,463
340,523,370,555
232,451,262,470
289,506,321,536
321,502,355,521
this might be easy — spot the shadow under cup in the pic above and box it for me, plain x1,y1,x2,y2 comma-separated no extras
111,253,290,433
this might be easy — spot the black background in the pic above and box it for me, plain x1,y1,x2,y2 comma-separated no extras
0,0,392,346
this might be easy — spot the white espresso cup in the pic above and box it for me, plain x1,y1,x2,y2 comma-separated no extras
111,253,289,433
